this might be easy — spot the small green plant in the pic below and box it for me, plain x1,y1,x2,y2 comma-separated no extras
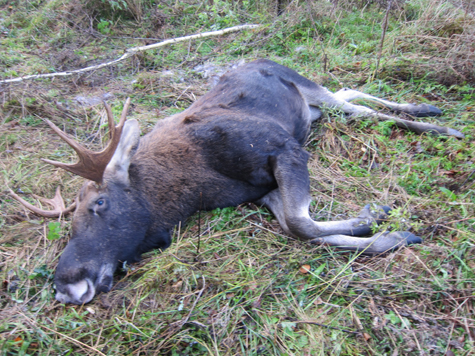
387,206,416,232
211,206,242,230
46,221,61,240
29,264,53,280
97,19,112,34
375,120,395,136
19,115,42,127
439,186,458,201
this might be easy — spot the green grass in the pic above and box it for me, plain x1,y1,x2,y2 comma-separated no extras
1,0,474,354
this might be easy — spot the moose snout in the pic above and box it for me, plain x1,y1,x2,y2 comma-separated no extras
55,271,114,304
54,261,116,304
55,278,96,304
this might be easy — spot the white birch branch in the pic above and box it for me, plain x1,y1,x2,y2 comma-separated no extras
0,24,261,84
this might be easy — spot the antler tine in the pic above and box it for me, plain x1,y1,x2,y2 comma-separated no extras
41,99,131,183
104,97,130,140
9,186,76,218
104,100,115,140
119,98,131,127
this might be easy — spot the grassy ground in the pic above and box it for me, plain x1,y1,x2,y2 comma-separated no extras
0,0,474,354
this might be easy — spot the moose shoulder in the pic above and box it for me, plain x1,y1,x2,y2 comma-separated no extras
11,59,463,304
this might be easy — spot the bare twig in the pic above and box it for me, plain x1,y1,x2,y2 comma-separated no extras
305,1,329,72
0,25,261,84
372,0,392,81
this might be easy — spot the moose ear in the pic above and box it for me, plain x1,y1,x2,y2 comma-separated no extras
103,119,140,185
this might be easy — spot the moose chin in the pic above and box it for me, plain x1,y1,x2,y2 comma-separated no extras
11,59,463,304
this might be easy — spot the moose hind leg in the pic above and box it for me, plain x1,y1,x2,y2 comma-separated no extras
298,85,464,138
333,88,442,117
260,147,421,254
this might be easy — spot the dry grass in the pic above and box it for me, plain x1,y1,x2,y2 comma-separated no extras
1,0,474,355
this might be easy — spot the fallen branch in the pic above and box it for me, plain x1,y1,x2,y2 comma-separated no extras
0,24,261,84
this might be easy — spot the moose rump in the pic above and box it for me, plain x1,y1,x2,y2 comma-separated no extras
11,59,463,304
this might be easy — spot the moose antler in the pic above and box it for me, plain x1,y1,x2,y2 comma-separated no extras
9,99,131,218
9,186,76,218
42,98,131,183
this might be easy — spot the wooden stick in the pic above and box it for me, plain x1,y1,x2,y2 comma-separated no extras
372,0,392,81
0,24,261,84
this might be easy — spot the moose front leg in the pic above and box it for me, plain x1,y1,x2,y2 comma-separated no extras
260,189,421,254
308,230,421,254
260,147,421,254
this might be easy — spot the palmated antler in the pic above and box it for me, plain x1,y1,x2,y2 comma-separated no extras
9,186,76,218
9,99,131,218
42,98,131,183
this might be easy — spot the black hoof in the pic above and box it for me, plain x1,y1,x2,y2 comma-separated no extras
367,204,391,224
398,231,422,245
411,104,442,117
380,205,392,215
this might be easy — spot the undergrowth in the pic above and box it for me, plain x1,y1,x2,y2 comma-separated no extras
0,0,474,355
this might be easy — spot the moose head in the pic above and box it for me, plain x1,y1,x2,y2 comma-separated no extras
11,99,164,304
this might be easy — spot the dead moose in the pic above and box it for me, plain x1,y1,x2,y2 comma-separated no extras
11,59,464,305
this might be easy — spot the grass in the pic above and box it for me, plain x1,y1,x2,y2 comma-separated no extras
1,0,474,354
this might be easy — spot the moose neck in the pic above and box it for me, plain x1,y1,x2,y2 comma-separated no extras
128,115,205,233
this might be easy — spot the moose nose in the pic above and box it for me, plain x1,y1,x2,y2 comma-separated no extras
55,279,96,305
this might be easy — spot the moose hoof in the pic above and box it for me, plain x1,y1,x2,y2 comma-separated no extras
410,103,442,117
393,231,422,245
371,230,422,253
445,128,465,139
358,204,391,224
